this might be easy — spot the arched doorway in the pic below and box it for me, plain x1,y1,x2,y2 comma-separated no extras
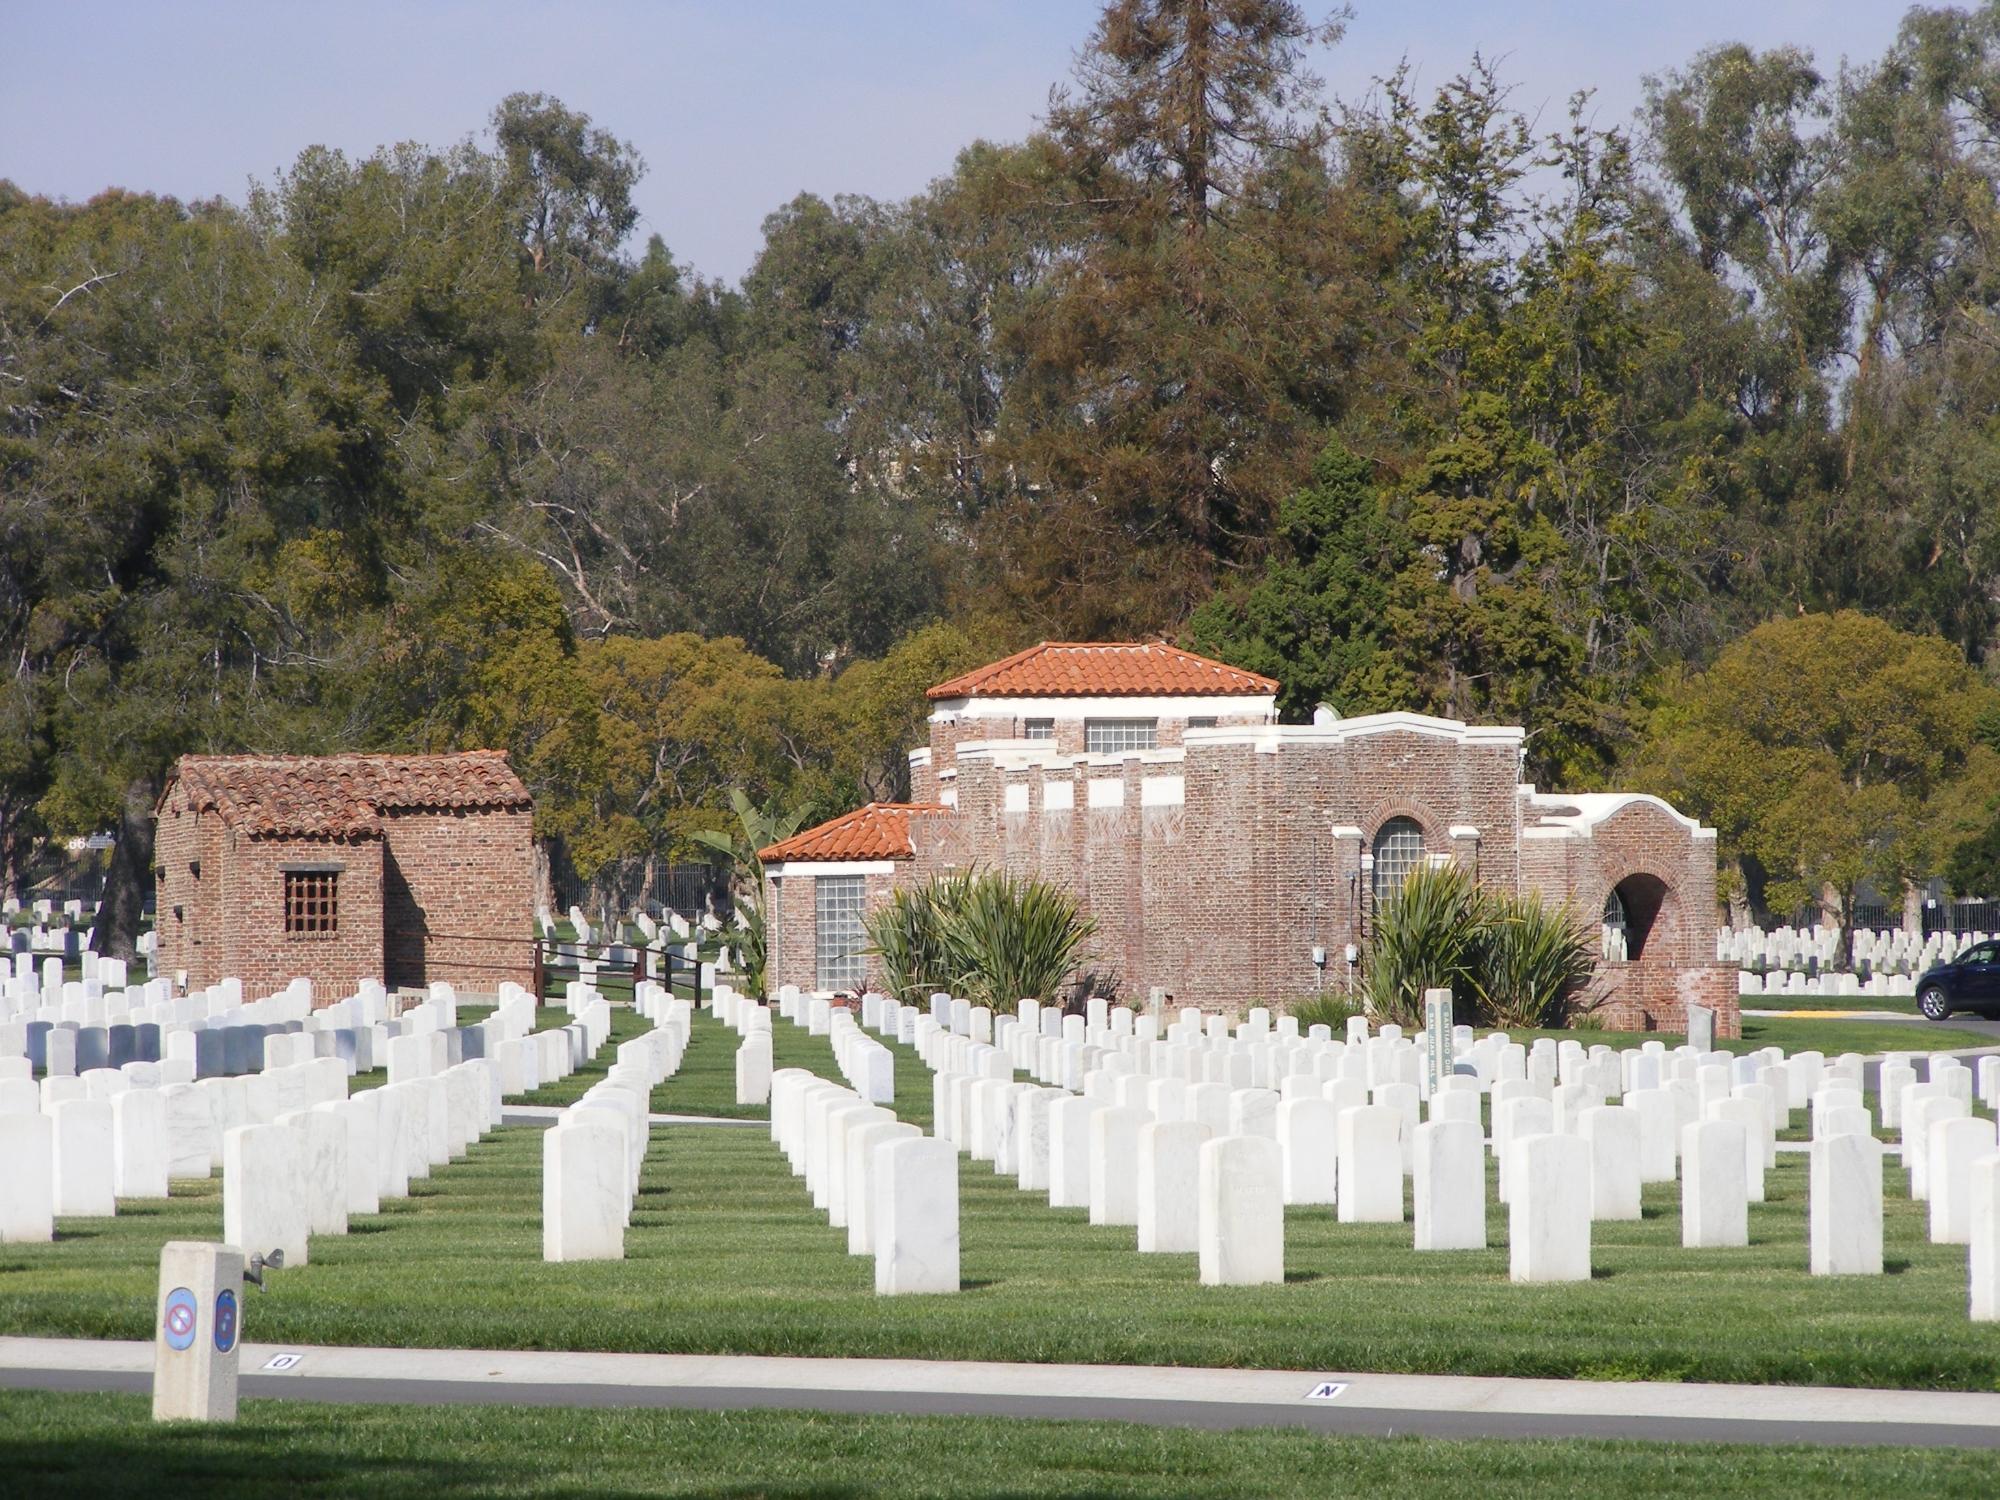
1605,873,1671,962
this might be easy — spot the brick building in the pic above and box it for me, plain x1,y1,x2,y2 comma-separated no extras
154,751,536,1002
760,641,1738,1035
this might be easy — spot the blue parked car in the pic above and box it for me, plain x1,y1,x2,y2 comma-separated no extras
1915,941,2000,1020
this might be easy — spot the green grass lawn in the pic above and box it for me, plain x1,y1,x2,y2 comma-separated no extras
5,999,1998,1393
1507,1016,1993,1057
3,1391,1995,1500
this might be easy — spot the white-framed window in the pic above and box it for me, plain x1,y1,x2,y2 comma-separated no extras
1086,718,1158,754
1024,718,1055,740
1371,817,1425,907
815,875,866,990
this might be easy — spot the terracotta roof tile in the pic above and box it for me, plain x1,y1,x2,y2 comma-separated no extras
927,641,1278,700
758,803,944,863
168,751,531,838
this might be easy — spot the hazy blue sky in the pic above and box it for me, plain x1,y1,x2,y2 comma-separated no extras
7,2,1912,283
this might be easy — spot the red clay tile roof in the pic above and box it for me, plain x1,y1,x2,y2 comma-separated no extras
167,751,531,838
758,803,944,863
926,641,1278,700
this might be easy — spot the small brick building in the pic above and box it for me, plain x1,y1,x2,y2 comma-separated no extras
760,642,1738,1035
154,751,536,1002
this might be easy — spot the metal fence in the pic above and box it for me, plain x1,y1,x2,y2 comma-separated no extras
548,861,729,925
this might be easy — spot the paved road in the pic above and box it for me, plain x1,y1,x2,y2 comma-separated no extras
7,1338,1999,1450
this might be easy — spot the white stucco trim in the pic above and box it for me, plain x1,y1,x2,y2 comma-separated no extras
766,860,899,877
1004,783,1029,813
957,740,1187,770
1449,825,1481,840
931,693,1275,723
1043,782,1074,812
1140,775,1185,807
1190,711,1525,751
1086,779,1126,808
1521,789,1707,836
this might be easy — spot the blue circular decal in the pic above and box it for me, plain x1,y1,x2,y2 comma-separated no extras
213,1288,238,1353
163,1287,197,1351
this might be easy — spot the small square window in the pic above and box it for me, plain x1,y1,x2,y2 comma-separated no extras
284,871,339,937
1024,718,1055,740
1187,716,1217,729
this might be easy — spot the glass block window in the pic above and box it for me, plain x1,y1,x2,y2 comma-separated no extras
1085,718,1158,754
1371,818,1424,908
1023,718,1055,740
283,870,339,937
815,875,866,990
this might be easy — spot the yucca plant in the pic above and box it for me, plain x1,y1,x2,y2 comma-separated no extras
1364,860,1489,1028
939,871,1096,1008
864,872,975,1003
1474,892,1599,1029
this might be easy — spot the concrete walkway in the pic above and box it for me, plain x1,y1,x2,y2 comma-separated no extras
5,1336,1998,1448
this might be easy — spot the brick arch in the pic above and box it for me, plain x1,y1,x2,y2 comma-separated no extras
1358,798,1448,851
1590,866,1687,966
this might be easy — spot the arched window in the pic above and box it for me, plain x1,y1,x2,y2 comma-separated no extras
1372,817,1425,907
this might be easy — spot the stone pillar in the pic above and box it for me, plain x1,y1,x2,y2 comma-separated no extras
1197,1134,1283,1286
152,1240,245,1422
1928,1116,1998,1246
1578,1105,1641,1222
1681,1118,1749,1249
542,1115,626,1262
1277,1098,1338,1207
1509,1133,1591,1283
0,1111,53,1242
1809,1131,1883,1276
1336,1104,1403,1223
1412,1118,1485,1251
873,1136,959,1295
223,1124,310,1266
1137,1120,1209,1253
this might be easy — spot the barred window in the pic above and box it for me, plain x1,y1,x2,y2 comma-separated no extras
1085,718,1158,754
1023,718,1055,740
1371,818,1425,908
284,870,339,937
815,875,866,990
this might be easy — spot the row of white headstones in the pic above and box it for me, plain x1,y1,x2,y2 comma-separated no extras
740,989,2000,1309
542,992,694,1261
0,985,628,1260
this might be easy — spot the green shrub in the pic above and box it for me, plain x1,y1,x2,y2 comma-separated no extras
1286,993,1365,1033
945,872,1098,1007
863,872,975,1003
865,870,1096,1007
1472,892,1599,1029
1364,863,1599,1029
1365,861,1489,1027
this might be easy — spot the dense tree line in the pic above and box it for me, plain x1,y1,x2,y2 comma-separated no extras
11,1,2000,952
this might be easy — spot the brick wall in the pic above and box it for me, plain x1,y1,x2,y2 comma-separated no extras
211,832,386,1001
380,805,536,991
766,715,1731,1031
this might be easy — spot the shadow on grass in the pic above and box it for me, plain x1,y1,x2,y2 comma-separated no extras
0,1431,532,1500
